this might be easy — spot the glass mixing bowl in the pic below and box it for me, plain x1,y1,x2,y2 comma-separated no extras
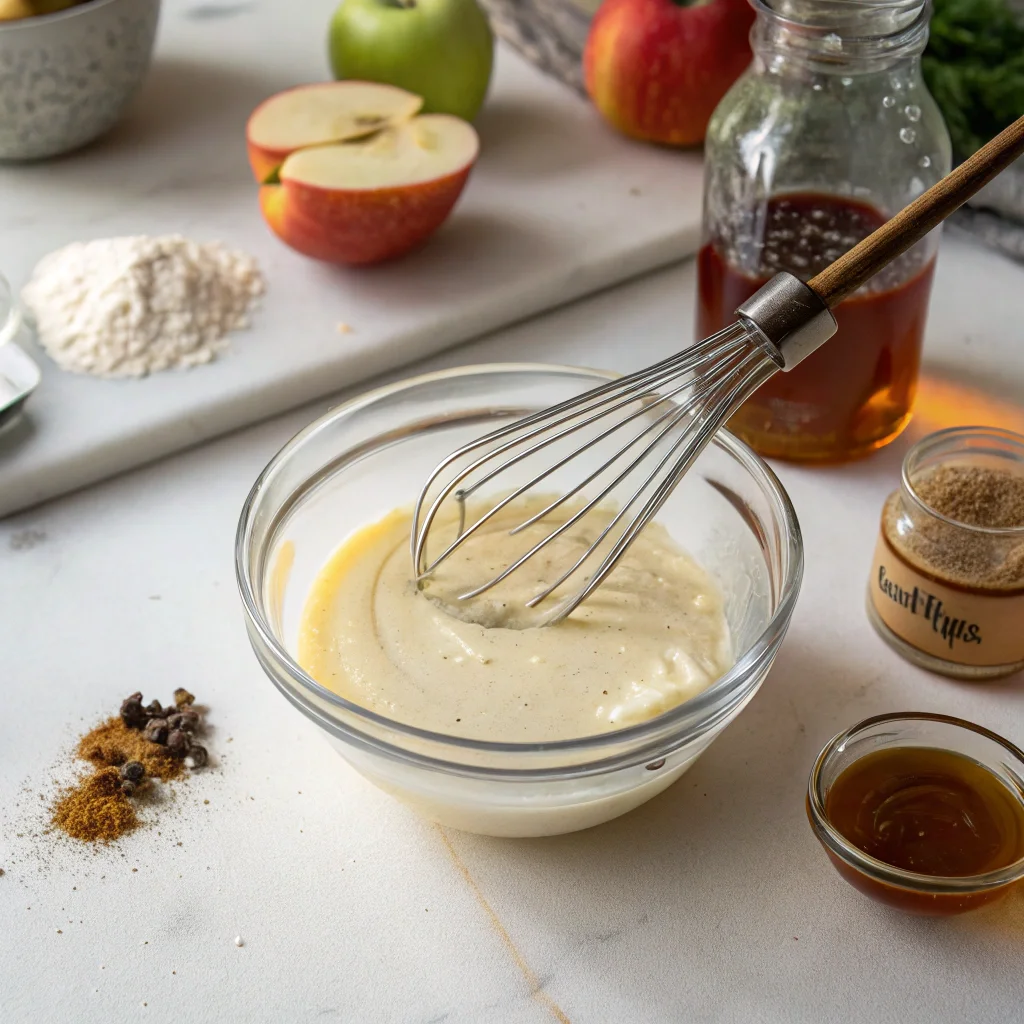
236,364,803,837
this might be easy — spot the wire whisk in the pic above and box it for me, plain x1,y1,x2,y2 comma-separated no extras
412,115,1024,625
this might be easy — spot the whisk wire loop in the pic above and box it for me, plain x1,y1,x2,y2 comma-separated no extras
539,351,778,620
454,351,760,603
411,324,774,620
410,326,750,580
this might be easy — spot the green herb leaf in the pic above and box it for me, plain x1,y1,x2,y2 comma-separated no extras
923,0,1024,157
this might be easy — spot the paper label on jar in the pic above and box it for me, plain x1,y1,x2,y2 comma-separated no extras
869,534,1024,668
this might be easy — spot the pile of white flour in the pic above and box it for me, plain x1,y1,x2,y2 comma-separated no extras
21,235,265,378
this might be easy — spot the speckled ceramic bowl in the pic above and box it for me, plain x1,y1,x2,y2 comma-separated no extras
0,0,160,161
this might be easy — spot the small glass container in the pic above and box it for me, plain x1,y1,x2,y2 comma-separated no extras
698,0,952,462
807,713,1024,915
867,426,1024,680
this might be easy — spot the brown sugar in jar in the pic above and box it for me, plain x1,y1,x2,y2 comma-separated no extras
868,427,1024,679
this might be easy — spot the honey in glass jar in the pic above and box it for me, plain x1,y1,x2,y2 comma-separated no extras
699,0,951,462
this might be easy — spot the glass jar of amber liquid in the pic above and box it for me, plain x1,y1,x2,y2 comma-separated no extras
698,0,951,462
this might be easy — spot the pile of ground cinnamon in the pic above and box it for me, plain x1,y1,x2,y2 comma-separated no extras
78,718,183,783
885,463,1024,589
51,767,139,843
51,689,208,844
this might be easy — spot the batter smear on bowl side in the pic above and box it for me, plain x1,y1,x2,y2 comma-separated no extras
298,500,733,743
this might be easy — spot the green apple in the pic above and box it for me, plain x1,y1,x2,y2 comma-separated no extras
328,0,494,122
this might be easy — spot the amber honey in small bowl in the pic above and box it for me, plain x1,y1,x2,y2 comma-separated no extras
807,713,1024,914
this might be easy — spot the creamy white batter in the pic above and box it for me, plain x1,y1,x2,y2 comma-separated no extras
298,502,733,743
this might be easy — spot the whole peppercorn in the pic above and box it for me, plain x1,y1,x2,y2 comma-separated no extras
120,761,145,784
185,744,208,768
166,730,190,757
143,718,169,745
166,711,200,733
177,710,200,733
120,781,136,797
120,693,148,730
174,688,195,708
144,700,164,718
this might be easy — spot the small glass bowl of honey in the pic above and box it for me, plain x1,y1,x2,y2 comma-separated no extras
807,713,1024,914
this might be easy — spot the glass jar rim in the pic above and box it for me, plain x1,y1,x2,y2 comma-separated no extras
900,425,1024,538
750,0,930,40
808,711,1024,894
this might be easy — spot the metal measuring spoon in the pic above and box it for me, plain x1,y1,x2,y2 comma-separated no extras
0,272,40,435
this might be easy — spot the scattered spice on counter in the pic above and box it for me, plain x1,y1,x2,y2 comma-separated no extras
50,690,210,844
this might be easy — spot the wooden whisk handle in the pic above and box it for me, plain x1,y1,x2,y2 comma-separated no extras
807,114,1024,308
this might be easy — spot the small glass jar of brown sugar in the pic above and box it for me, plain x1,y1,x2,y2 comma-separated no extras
867,426,1024,679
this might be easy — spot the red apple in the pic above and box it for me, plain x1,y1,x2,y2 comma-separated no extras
258,113,479,265
246,81,423,184
584,0,755,146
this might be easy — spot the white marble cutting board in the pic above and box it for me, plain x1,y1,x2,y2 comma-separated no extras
0,0,704,518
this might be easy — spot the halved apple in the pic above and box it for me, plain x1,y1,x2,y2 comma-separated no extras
246,81,423,184
259,114,479,266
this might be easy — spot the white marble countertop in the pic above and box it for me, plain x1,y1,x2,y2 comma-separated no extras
2,226,1024,1024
